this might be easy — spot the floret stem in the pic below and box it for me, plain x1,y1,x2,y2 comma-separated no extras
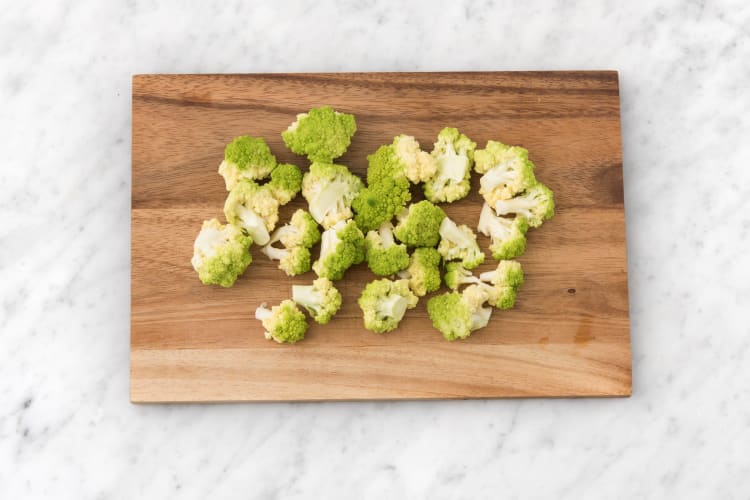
260,244,287,261
291,286,321,312
378,223,395,249
268,225,295,246
254,304,272,321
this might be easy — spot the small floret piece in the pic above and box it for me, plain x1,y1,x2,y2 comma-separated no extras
397,247,442,297
474,141,537,204
477,203,529,260
302,162,363,229
423,127,476,203
223,179,280,245
312,220,366,281
267,209,321,249
255,300,308,343
260,244,311,276
437,217,485,269
358,279,418,333
291,277,343,324
191,219,252,287
426,286,492,341
365,136,437,185
443,262,481,290
392,200,446,248
352,176,411,232
282,106,356,162
364,222,410,276
267,163,303,205
218,136,277,190
494,182,555,228
477,260,524,309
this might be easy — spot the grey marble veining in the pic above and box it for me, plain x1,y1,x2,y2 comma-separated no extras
1,0,749,498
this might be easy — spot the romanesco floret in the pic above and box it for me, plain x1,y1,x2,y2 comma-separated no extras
223,179,280,245
358,279,418,333
218,136,277,190
365,136,437,185
282,106,356,162
477,203,529,260
267,163,302,205
397,247,442,297
312,220,365,281
255,300,308,343
426,285,492,341
292,277,342,324
474,141,537,204
437,217,485,269
191,218,252,287
423,127,476,203
443,261,480,290
260,244,311,276
352,176,411,232
267,209,321,249
392,200,446,248
302,162,363,229
477,260,524,309
494,182,555,228
364,222,410,276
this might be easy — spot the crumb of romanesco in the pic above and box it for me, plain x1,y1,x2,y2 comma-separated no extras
191,219,252,288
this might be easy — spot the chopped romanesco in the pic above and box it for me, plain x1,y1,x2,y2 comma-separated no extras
392,200,446,248
494,182,555,228
292,277,343,324
312,220,365,280
352,176,411,232
477,203,529,260
302,162,363,229
397,247,442,297
282,106,356,162
218,136,277,190
474,140,537,204
191,218,252,287
255,300,308,343
423,127,476,203
223,179,280,246
364,222,410,276
358,279,418,333
267,163,303,205
426,285,492,341
437,217,485,269
260,244,311,276
267,209,321,249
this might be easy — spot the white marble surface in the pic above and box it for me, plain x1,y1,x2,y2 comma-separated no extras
1,0,749,498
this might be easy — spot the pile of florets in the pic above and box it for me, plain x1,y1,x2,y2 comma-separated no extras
191,107,555,342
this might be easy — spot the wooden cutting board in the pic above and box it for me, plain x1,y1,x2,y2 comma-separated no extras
131,72,631,402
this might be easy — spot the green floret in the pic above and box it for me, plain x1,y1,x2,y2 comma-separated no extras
493,182,555,228
358,279,418,333
477,203,529,260
427,286,492,341
312,220,365,281
397,247,442,297
267,209,321,249
292,277,343,324
282,106,356,162
365,136,437,185
364,222,410,276
474,140,537,204
392,200,446,247
478,260,524,309
223,179,280,246
352,176,411,232
302,162,363,229
437,217,485,269
260,244,311,276
218,136,277,190
191,219,252,287
443,262,480,290
423,127,476,203
255,300,308,343
267,163,303,205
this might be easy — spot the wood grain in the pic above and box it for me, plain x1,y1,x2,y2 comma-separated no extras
131,72,631,402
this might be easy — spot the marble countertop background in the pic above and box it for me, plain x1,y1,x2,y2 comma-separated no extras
2,1,749,498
